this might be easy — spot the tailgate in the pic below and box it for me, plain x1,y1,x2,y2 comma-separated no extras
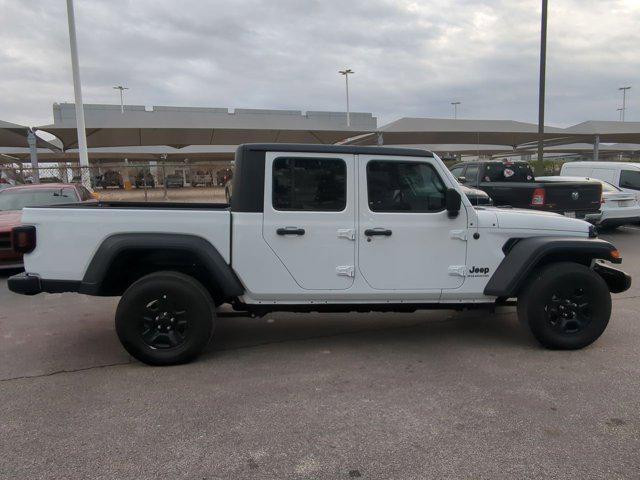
477,182,536,208
542,182,601,212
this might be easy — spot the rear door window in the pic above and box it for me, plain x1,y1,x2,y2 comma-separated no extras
619,170,640,190
272,157,346,211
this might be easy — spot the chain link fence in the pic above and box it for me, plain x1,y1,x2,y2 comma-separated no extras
0,162,234,203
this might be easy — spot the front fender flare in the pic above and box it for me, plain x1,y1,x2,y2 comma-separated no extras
484,237,623,297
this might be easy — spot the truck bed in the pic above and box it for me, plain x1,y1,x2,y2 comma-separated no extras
20,203,232,281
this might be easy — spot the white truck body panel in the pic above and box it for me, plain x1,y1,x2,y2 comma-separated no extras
21,207,231,281
19,150,592,305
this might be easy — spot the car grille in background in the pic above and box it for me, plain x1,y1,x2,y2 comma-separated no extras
618,200,636,207
0,232,11,250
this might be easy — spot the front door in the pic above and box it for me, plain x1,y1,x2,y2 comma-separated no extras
358,155,468,291
262,152,356,290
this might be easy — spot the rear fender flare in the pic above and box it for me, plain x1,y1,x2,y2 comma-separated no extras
80,233,244,298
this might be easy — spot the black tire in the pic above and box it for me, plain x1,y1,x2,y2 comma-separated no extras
115,271,215,365
517,262,611,350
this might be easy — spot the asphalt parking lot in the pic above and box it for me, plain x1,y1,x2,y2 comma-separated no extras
1,229,639,479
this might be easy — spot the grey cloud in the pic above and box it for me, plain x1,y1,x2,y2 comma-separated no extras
0,0,638,128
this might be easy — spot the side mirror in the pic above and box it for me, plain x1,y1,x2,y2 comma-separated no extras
457,176,467,184
446,188,462,218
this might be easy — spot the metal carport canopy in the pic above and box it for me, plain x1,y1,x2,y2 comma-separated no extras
0,120,60,149
563,121,640,143
0,145,237,163
375,143,515,157
36,104,375,149
493,143,640,158
345,117,574,147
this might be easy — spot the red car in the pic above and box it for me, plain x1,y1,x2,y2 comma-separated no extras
0,183,96,269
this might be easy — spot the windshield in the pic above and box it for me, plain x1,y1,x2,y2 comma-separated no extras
482,163,534,182
0,188,78,211
597,180,620,193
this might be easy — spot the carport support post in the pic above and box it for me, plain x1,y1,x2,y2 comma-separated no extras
593,135,600,161
536,0,548,175
27,130,40,184
66,0,92,192
161,154,168,200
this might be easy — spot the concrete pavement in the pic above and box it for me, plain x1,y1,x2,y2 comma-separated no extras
1,230,639,479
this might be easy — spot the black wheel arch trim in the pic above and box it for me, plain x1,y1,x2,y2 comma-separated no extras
484,236,627,297
79,233,244,298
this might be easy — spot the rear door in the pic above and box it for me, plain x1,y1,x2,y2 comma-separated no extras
358,155,468,291
262,152,356,290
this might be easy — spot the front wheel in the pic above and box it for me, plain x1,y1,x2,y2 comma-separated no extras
115,271,215,365
517,262,611,350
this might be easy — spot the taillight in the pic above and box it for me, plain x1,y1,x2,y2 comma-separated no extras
11,225,36,254
530,188,546,206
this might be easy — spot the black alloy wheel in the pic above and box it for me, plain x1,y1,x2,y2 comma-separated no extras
544,288,592,335
140,294,189,349
116,271,215,365
517,262,611,350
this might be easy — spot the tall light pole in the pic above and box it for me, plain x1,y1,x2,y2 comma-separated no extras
339,68,354,127
113,85,129,114
617,107,624,121
536,0,548,174
619,86,631,122
65,0,91,191
451,101,461,119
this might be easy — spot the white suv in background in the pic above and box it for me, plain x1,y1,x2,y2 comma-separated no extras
561,162,640,200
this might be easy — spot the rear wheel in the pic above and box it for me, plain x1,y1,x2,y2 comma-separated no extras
115,271,215,365
517,262,611,350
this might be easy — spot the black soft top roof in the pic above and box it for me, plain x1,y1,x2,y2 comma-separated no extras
238,143,434,158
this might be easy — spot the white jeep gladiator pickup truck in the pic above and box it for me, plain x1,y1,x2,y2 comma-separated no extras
8,144,631,365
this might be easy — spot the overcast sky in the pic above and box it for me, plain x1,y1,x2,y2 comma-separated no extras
1,0,638,128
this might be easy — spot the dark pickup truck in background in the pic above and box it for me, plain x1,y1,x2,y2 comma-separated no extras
450,160,602,219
